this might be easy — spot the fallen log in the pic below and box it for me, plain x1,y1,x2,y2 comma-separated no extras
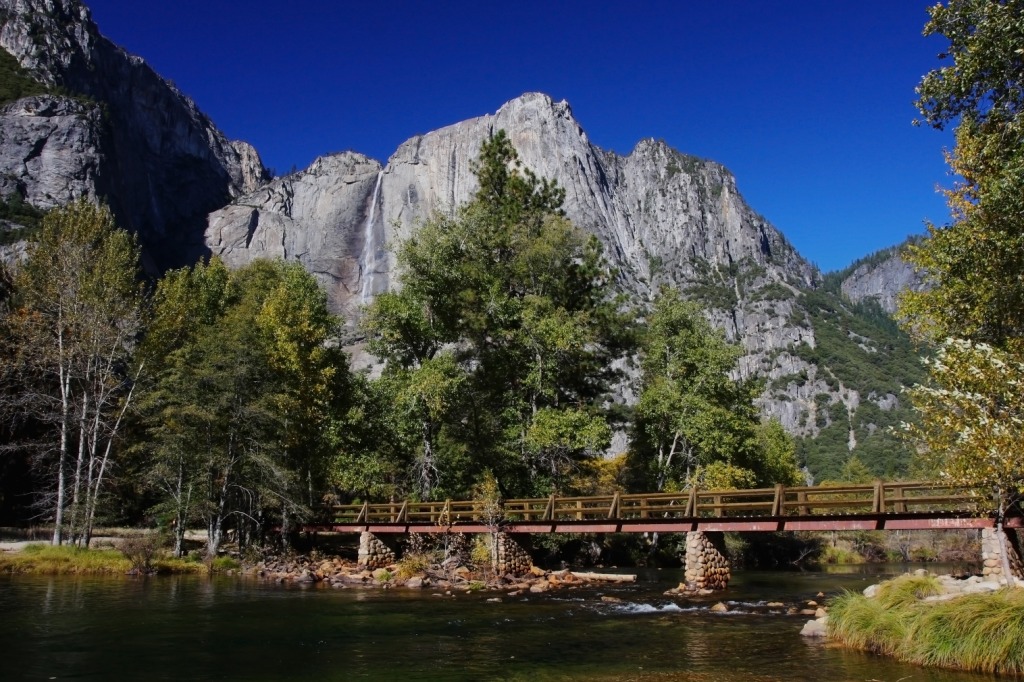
568,571,636,583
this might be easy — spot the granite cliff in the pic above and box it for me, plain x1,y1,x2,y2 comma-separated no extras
839,241,928,315
0,0,267,267
206,92,920,478
0,2,924,479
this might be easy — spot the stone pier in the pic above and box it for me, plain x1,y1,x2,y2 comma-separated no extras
981,527,1023,582
494,533,532,575
683,530,731,591
358,531,397,570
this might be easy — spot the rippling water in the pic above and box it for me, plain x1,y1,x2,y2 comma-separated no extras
0,565,999,681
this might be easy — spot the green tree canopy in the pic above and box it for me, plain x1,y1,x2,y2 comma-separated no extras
905,0,1024,350
140,258,350,555
629,287,800,492
901,3,1024,582
362,130,629,499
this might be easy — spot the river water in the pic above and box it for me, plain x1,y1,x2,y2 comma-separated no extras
0,564,1000,681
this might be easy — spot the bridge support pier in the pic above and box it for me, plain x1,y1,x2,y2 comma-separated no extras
494,533,533,575
684,531,730,591
358,531,397,570
981,528,1023,583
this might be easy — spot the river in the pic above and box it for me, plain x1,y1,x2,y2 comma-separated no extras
0,564,1001,681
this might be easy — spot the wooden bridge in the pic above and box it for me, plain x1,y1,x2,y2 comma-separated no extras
307,481,1022,535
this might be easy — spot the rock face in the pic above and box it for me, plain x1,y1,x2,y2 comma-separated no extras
840,244,928,315
207,153,384,316
203,94,935,451
206,94,832,433
0,0,268,267
212,92,812,307
0,1,922,456
0,95,100,206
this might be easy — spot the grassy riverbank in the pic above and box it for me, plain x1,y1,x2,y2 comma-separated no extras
828,574,1024,675
0,543,214,575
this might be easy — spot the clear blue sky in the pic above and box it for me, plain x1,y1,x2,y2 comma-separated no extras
85,0,953,273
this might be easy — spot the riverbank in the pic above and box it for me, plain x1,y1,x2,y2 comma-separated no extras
0,543,228,575
824,571,1024,675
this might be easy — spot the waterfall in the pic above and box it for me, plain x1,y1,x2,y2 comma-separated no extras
359,171,384,304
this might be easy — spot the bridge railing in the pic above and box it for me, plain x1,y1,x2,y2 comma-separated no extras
326,481,986,525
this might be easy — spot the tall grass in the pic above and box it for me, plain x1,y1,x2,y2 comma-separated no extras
0,543,207,575
828,574,1024,675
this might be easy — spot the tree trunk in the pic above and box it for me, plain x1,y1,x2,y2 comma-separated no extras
52,360,72,546
419,418,435,499
996,491,1017,587
69,395,89,546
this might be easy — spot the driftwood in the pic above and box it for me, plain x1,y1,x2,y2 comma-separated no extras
567,571,636,583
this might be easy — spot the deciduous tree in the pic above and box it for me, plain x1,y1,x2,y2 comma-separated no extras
4,201,144,546
362,131,628,498
901,0,1024,583
629,287,799,491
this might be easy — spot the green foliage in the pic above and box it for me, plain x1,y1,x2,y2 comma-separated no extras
0,192,45,243
629,287,799,491
395,552,435,579
0,543,205,575
0,47,47,107
5,200,144,546
899,2,1024,523
361,130,629,499
903,0,1024,352
140,257,350,555
904,340,1024,499
210,556,241,571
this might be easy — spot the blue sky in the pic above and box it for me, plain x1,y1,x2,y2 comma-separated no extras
86,0,953,273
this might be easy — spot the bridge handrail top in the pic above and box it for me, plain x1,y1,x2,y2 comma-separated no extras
328,481,988,513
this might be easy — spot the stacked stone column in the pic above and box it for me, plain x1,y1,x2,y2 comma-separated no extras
357,531,396,570
684,530,731,591
981,528,1024,582
494,533,532,575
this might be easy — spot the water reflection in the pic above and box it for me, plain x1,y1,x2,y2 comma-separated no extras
0,566,999,682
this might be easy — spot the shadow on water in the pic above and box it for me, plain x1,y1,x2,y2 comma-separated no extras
0,564,998,682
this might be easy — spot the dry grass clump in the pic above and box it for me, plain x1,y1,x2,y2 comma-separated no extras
0,542,207,575
828,573,1024,675
395,551,436,580
0,543,131,574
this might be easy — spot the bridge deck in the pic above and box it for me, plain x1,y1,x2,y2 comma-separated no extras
307,481,1021,534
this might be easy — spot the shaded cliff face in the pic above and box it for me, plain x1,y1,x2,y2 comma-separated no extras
0,0,267,268
839,244,928,315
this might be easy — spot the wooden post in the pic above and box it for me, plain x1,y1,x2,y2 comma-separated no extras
893,487,906,514
543,495,555,521
772,484,784,517
397,500,408,523
872,480,884,514
685,488,697,517
607,492,621,520
797,491,808,516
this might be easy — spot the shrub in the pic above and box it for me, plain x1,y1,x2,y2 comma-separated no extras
828,574,1024,674
395,552,435,580
120,534,162,573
